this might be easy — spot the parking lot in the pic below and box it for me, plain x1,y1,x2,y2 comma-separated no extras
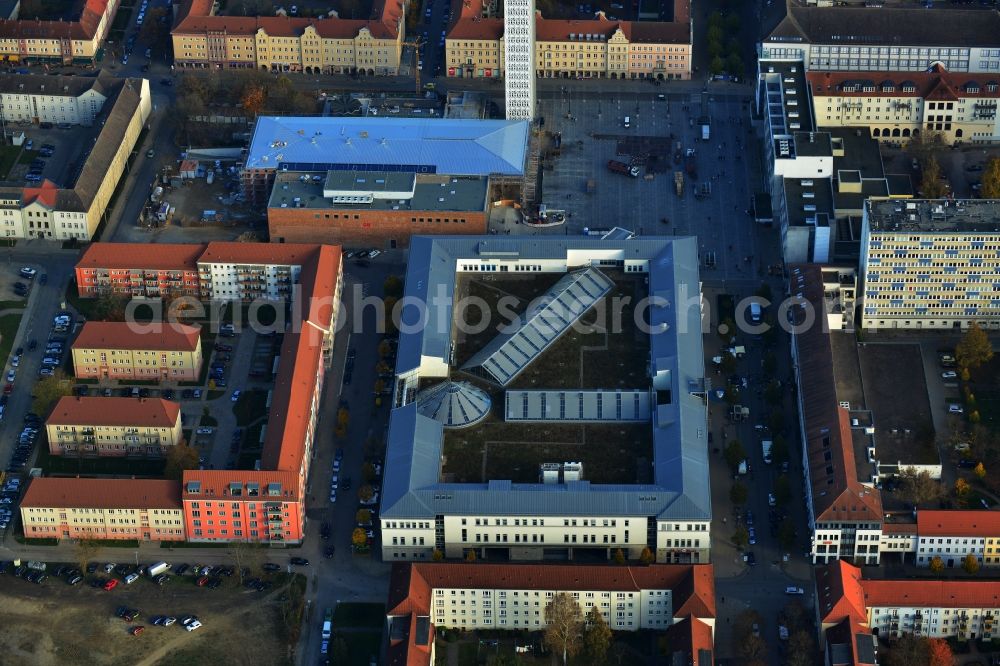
1,125,102,189
508,89,760,286
0,559,305,666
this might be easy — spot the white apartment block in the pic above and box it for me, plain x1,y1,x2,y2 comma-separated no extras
915,510,1000,568
195,243,306,302
808,66,1000,145
0,73,114,126
382,516,711,562
861,199,1000,330
760,6,1000,73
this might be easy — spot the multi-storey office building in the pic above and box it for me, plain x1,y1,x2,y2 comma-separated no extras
0,71,118,126
446,0,692,81
0,0,120,64
760,5,1000,73
20,478,185,542
75,242,204,298
385,563,715,665
756,60,912,266
46,397,183,457
0,78,151,240
71,322,203,382
171,0,404,74
820,561,1000,646
860,199,1000,330
808,65,1000,145
381,236,711,564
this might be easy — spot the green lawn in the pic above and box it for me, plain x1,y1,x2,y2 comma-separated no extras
201,412,218,427
18,149,38,165
0,145,21,179
0,299,26,311
233,389,268,426
332,602,385,629
0,312,24,368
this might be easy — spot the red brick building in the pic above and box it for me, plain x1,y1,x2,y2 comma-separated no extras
266,171,490,249
75,242,203,298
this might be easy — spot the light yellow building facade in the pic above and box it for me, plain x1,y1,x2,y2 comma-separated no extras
808,66,1000,145
71,322,203,381
0,0,119,64
20,478,185,542
171,0,403,73
47,397,183,457
446,9,691,80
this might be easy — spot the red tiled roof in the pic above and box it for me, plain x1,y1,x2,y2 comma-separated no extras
198,241,321,267
825,616,876,666
861,578,1000,610
791,264,882,524
448,10,689,43
173,0,403,39
21,477,182,510
387,563,716,617
22,180,59,208
77,243,205,272
73,322,202,352
0,0,114,40
663,616,714,666
181,469,301,501
260,331,323,472
917,510,1000,537
301,244,341,330
386,613,434,666
807,64,1000,100
48,397,181,428
818,561,867,626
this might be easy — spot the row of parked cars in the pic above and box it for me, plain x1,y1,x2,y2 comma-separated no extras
23,145,55,183
0,477,20,530
117,605,203,635
6,412,41,474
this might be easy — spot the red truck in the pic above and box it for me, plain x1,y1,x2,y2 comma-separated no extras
607,160,640,177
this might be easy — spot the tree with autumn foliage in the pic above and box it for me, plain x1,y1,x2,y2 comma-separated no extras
240,84,266,118
982,157,1000,199
926,638,954,666
962,553,981,574
929,556,945,573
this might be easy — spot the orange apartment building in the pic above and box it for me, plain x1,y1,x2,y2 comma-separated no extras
71,321,203,382
180,470,303,543
20,478,185,542
46,397,184,457
181,243,342,544
75,242,203,298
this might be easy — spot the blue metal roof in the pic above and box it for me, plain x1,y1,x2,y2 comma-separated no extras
245,117,529,176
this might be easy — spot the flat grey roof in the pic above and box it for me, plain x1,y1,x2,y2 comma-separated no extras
323,170,416,193
766,5,1000,47
383,236,711,521
866,198,1000,233
793,131,831,157
268,172,489,213
784,176,835,227
758,60,813,135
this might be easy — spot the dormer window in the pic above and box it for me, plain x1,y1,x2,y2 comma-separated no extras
902,84,916,93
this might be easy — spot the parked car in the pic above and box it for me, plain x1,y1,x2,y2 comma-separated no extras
104,578,119,591
784,586,805,595
290,557,309,566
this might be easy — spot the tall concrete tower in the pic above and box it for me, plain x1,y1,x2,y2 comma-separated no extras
503,0,536,120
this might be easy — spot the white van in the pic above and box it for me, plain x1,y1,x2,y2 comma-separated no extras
623,116,631,128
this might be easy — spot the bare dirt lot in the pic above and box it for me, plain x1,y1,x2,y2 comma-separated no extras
0,569,303,666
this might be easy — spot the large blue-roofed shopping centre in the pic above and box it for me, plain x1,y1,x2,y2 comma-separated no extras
243,117,531,204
